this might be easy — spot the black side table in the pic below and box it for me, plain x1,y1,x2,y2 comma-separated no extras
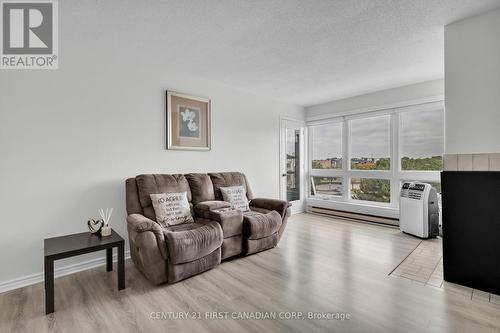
44,229,125,314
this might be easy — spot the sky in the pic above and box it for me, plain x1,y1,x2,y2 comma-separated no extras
349,116,390,158
399,110,444,158
311,110,444,160
312,123,342,159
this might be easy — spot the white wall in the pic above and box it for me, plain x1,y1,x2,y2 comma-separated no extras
0,2,303,287
306,79,444,119
444,9,500,154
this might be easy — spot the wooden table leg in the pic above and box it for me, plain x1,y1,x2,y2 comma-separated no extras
106,248,113,272
45,257,54,314
118,242,125,290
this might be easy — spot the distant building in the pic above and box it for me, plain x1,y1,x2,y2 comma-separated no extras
329,157,342,168
286,154,297,190
312,157,342,169
351,157,375,164
315,159,332,168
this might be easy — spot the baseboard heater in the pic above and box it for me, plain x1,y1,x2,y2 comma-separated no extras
307,206,399,227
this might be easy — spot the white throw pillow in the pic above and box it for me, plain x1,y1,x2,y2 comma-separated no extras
220,186,250,212
150,192,194,227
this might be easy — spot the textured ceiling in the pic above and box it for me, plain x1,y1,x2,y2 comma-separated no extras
157,0,500,106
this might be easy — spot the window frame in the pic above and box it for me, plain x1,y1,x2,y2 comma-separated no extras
307,101,444,208
310,176,343,198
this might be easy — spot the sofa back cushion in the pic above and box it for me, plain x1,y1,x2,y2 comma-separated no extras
185,173,215,204
126,178,143,215
136,174,192,221
208,172,254,201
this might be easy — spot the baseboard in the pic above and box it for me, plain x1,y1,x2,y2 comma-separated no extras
291,208,305,214
0,250,131,294
308,206,399,226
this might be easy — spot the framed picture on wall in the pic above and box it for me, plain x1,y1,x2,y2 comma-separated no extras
166,91,211,150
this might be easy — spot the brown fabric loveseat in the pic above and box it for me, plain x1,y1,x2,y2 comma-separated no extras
126,172,291,285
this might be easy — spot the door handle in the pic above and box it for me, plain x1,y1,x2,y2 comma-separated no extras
282,173,287,177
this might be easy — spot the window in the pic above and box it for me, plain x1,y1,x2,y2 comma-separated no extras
311,123,342,169
350,115,391,170
351,178,390,203
286,129,301,201
307,101,444,208
400,109,444,171
311,176,343,197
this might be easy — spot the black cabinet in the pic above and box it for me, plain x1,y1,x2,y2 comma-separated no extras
441,171,500,294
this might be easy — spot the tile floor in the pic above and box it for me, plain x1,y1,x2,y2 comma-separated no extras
390,237,500,305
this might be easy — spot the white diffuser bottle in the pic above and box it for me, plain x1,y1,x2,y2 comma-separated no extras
99,208,113,237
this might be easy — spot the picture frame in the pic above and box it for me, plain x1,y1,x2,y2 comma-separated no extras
166,91,211,151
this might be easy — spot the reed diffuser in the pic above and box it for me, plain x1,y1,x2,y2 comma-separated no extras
99,208,113,236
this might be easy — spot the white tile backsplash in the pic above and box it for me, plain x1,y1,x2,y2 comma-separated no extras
489,154,500,171
444,153,500,171
457,154,473,171
472,154,489,171
443,154,458,171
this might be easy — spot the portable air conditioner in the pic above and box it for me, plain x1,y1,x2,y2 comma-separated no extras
399,182,439,238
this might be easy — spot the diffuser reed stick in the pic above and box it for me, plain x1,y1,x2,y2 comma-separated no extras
98,208,113,236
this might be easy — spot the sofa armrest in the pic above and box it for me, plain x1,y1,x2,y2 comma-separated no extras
127,214,162,234
249,198,291,218
127,214,167,259
194,201,231,218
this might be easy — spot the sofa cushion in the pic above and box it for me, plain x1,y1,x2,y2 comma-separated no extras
243,211,282,240
208,172,254,201
185,173,215,204
163,220,223,264
220,186,250,211
150,192,194,227
167,247,221,283
136,174,192,221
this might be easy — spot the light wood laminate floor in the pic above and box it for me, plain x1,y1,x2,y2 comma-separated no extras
1,213,500,332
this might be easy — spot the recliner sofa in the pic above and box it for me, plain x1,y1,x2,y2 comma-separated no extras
126,172,291,285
